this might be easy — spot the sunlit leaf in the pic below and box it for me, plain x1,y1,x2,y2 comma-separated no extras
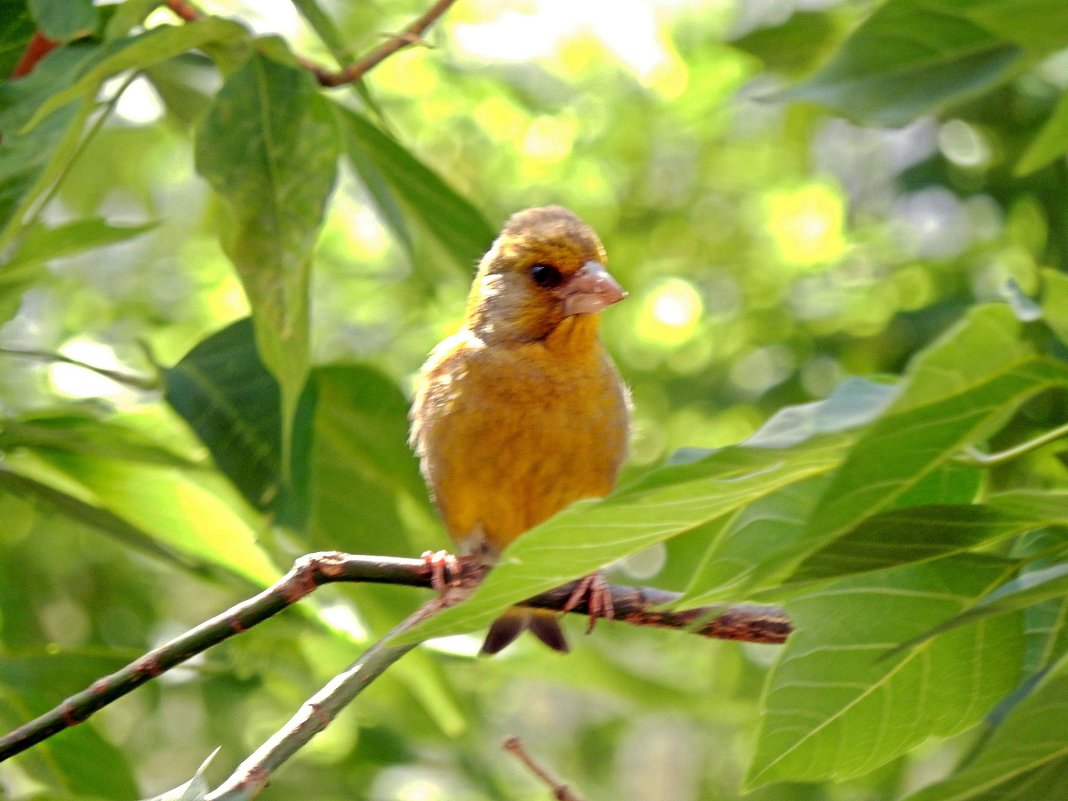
746,555,1023,787
3,449,278,586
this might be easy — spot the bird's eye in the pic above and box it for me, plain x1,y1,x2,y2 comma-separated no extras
530,263,563,288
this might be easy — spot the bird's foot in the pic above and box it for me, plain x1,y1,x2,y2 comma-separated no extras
421,549,460,592
563,571,615,633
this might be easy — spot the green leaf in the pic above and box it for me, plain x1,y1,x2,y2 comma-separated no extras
892,305,1034,412
899,561,1068,652
965,0,1068,55
163,317,282,511
289,0,352,61
902,650,1068,801
731,11,847,77
0,0,35,77
0,413,193,467
336,105,495,272
195,49,339,460
1041,267,1068,346
3,449,279,586
0,467,197,568
788,491,1068,584
394,435,848,646
746,555,1023,787
0,651,139,799
1015,91,1068,176
301,364,433,554
780,0,1022,125
23,19,247,132
1,20,246,251
798,307,1068,558
28,0,97,42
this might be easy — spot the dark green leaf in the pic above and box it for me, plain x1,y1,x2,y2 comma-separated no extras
0,651,139,798
163,317,281,511
789,491,1068,584
298,364,433,555
0,0,35,77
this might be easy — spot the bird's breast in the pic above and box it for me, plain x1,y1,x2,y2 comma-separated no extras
412,334,630,554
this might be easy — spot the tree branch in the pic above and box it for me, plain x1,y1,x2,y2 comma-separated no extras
504,736,587,801
165,0,459,87
0,551,791,762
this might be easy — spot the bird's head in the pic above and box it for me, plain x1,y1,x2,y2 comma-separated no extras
465,206,626,344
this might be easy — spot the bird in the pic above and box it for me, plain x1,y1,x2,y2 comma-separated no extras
409,205,631,654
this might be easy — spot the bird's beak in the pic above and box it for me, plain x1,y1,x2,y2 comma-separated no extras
562,261,626,316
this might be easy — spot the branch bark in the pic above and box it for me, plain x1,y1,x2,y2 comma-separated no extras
0,551,791,763
165,0,459,87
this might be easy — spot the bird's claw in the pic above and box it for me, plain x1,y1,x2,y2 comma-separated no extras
421,549,460,592
563,571,615,633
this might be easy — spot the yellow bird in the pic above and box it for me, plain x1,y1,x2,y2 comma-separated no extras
410,206,631,654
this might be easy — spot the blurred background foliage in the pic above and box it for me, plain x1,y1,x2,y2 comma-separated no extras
1,0,1068,799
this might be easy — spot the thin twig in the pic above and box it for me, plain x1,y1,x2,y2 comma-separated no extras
164,0,459,88
504,736,586,801
959,421,1068,467
0,551,791,762
313,0,458,86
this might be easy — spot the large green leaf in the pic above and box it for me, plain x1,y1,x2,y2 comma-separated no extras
394,435,848,646
195,49,339,457
163,317,281,511
746,555,1024,787
337,105,495,272
903,650,1068,801
781,0,1023,125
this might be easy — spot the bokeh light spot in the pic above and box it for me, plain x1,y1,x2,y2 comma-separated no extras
764,183,846,268
638,277,704,345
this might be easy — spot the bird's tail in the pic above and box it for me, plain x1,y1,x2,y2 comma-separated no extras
480,609,568,655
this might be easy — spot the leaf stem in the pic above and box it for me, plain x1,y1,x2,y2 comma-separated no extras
960,422,1068,467
0,347,158,391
